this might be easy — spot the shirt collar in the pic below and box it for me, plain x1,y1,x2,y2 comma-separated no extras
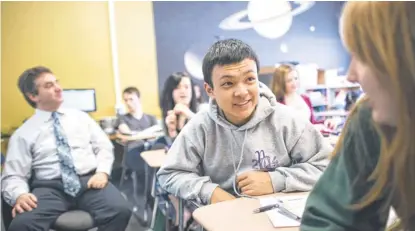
35,107,66,123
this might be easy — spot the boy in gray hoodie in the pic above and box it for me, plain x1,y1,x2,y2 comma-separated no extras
157,39,332,205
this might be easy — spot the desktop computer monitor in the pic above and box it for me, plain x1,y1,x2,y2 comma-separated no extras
61,88,97,112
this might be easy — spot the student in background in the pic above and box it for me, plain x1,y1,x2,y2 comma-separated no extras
157,39,331,206
157,72,199,229
113,87,159,191
115,86,158,139
271,64,342,133
301,2,415,230
160,72,198,140
270,64,319,123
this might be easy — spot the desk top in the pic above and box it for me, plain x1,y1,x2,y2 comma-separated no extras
140,149,167,168
114,131,164,142
193,193,306,231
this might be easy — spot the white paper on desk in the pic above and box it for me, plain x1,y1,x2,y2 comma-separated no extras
131,125,163,138
142,125,163,133
259,194,308,228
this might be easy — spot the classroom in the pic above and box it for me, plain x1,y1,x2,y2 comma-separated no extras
1,1,413,231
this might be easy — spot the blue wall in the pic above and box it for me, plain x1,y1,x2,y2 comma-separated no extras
153,1,349,92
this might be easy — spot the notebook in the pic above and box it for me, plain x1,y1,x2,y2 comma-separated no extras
259,194,309,228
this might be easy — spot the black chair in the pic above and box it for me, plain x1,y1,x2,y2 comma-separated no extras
52,210,95,231
2,195,96,231
2,169,96,231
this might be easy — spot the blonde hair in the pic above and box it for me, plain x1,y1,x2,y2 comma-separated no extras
270,64,296,100
341,2,415,229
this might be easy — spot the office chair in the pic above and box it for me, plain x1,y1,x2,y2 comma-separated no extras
2,195,96,231
1,169,96,231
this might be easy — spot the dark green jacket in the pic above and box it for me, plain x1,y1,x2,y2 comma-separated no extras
300,102,392,231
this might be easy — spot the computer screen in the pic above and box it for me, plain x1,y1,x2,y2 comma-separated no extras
61,89,97,112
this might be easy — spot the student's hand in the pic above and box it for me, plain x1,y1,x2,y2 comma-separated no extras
210,187,236,204
12,193,38,217
87,172,109,189
165,110,178,137
324,118,342,130
313,124,326,132
174,103,194,119
236,171,274,196
165,110,177,129
115,132,128,144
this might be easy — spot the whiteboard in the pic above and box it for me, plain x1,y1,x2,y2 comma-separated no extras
61,89,97,112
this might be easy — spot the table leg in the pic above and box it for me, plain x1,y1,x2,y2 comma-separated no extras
149,167,159,229
143,162,150,212
178,198,184,231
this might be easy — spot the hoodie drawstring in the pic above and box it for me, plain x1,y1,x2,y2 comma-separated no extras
230,130,255,199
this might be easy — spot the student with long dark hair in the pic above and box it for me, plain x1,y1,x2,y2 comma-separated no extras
160,72,198,139
156,72,199,230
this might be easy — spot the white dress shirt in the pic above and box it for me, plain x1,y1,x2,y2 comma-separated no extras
1,107,114,206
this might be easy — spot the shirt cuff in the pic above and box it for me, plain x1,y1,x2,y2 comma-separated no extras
6,187,30,207
199,182,219,205
96,164,112,176
268,171,286,192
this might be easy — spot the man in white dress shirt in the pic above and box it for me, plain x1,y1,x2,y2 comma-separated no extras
1,66,131,231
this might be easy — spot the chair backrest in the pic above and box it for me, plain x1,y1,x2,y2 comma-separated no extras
1,168,36,230
1,153,5,169
2,194,14,230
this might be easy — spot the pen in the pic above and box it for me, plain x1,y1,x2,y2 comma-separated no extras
253,204,279,213
278,206,302,221
253,203,302,221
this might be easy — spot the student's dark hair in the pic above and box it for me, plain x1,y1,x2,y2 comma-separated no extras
202,38,260,87
18,66,53,108
160,72,198,131
123,86,140,98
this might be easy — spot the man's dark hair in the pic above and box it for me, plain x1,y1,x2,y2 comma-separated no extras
202,38,260,87
123,86,141,98
18,66,53,108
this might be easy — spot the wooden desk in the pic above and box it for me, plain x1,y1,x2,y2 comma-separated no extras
140,149,167,168
113,131,164,142
193,193,306,231
108,134,118,141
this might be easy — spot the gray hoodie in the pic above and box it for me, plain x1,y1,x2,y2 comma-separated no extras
157,82,332,205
